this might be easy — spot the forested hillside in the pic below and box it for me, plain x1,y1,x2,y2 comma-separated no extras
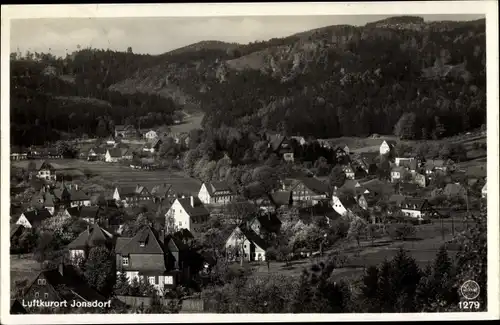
10,16,486,146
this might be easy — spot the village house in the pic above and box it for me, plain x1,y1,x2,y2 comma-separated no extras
87,147,106,161
198,181,236,205
21,264,107,313
333,146,350,163
331,192,358,216
316,139,332,149
355,192,380,211
15,208,52,229
143,130,159,141
397,183,420,196
114,124,137,139
245,212,282,237
281,177,329,206
290,136,307,146
395,157,416,167
267,134,294,162
30,161,57,182
113,185,153,207
30,189,56,215
106,136,116,146
10,146,28,161
67,224,114,263
150,183,176,204
482,182,487,198
165,196,210,233
411,171,427,187
105,148,131,163
342,165,355,180
337,144,350,155
425,159,448,176
225,225,269,262
115,226,189,294
379,140,396,155
390,166,407,183
65,206,100,224
399,198,435,221
143,138,162,153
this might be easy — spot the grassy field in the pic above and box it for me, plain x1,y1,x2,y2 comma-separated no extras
10,254,40,289
169,112,204,134
12,159,202,195
249,219,472,280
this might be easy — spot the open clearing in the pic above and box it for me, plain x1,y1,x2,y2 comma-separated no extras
13,159,202,195
169,112,204,134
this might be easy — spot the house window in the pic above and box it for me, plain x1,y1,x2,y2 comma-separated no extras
35,292,39,298
165,276,174,285
44,293,49,299
38,279,46,285
149,276,156,285
123,257,129,266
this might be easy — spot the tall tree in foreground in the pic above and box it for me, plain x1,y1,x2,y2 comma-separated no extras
84,246,115,297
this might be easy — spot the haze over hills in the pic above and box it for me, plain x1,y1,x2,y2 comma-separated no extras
10,16,486,146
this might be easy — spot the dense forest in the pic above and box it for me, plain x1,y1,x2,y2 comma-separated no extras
10,16,486,147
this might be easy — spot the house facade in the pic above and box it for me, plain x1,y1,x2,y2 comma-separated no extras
412,172,427,187
105,149,121,163
395,157,415,167
283,177,329,206
33,161,57,182
400,198,433,220
390,166,407,183
113,185,153,207
145,130,158,141
380,140,396,155
16,208,52,229
225,226,268,262
115,227,179,294
87,147,106,161
114,125,137,139
143,138,162,153
198,181,236,205
342,165,355,180
165,197,210,233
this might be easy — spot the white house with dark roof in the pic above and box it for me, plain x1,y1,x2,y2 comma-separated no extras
113,185,153,207
198,181,236,205
399,198,434,221
31,160,57,181
225,225,269,262
143,138,162,153
165,196,210,233
15,208,52,229
342,165,355,180
380,140,396,155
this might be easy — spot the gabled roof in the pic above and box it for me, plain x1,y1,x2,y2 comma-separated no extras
335,194,357,209
177,197,210,218
294,177,329,195
150,183,173,197
116,226,165,255
67,224,113,250
235,226,270,251
341,179,361,191
382,140,397,147
11,224,25,239
90,147,107,155
21,208,52,225
268,134,286,151
251,213,282,233
205,181,234,196
69,189,90,202
79,206,100,219
27,264,106,302
401,198,429,211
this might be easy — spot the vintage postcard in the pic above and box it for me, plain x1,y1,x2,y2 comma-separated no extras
1,1,499,324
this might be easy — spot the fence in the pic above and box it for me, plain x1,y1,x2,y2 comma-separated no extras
115,295,205,312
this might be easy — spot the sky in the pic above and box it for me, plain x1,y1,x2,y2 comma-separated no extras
10,14,485,57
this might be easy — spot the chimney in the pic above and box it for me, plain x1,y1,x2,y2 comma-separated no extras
190,196,194,207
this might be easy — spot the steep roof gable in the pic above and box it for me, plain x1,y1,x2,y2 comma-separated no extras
177,197,210,218
116,226,165,255
67,224,113,250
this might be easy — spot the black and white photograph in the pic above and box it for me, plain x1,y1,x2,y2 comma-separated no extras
1,2,498,323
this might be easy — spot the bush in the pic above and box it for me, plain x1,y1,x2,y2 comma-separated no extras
386,223,416,241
